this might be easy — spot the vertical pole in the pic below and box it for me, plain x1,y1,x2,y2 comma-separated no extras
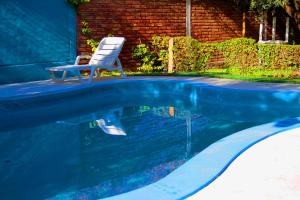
259,14,263,42
242,11,246,37
272,11,276,41
263,11,267,41
285,17,290,43
168,38,174,73
186,0,192,37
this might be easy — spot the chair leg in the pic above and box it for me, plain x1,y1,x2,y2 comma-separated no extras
62,70,68,81
49,71,59,82
94,69,99,77
88,68,96,83
74,69,83,82
116,58,126,78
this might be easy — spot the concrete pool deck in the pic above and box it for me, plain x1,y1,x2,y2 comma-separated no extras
1,77,300,199
189,127,300,200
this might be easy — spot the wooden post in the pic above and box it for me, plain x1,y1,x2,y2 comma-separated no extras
186,0,191,37
242,11,246,37
272,10,276,41
285,17,290,43
168,38,174,73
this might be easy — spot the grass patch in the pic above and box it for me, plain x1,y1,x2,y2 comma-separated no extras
126,68,300,84
97,67,300,84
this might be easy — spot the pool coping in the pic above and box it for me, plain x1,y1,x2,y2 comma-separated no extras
1,76,300,101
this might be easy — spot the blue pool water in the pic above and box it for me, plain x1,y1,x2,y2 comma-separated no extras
1,80,300,200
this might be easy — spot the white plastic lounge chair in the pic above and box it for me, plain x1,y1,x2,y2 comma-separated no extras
46,37,126,83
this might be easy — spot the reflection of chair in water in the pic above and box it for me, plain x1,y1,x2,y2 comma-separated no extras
95,108,127,136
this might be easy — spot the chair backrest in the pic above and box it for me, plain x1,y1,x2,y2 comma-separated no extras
89,37,126,66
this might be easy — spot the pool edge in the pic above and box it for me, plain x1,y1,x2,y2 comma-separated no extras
102,119,300,200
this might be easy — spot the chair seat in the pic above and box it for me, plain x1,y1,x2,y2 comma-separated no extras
47,65,93,71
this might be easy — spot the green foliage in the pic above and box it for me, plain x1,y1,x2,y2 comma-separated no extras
67,0,90,7
152,36,170,68
81,20,92,35
173,37,214,72
87,39,99,52
217,38,300,71
258,44,300,69
216,38,259,72
132,36,171,73
216,37,300,74
133,36,300,75
132,36,214,73
132,43,164,72
250,0,288,12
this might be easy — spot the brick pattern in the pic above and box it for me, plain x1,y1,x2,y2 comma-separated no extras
191,0,243,42
78,0,186,69
77,0,252,69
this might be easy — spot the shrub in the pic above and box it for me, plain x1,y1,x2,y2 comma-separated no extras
217,38,259,70
132,43,164,72
132,36,300,73
258,44,300,69
173,37,214,72
132,36,214,73
132,36,171,73
151,36,171,69
81,20,92,36
67,0,90,7
86,39,99,52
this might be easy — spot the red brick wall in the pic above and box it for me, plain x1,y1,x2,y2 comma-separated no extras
192,0,243,42
77,0,252,69
191,0,243,65
78,0,187,69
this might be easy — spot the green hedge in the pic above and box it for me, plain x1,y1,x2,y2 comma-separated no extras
173,37,214,72
132,36,214,72
258,44,300,69
133,36,300,73
218,38,300,69
216,38,259,69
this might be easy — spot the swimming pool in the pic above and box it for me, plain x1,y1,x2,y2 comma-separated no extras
1,79,300,200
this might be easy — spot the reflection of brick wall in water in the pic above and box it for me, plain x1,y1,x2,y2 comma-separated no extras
77,0,254,70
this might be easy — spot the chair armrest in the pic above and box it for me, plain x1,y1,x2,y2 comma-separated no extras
75,55,92,65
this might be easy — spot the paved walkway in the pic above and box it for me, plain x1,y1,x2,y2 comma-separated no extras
189,128,300,200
